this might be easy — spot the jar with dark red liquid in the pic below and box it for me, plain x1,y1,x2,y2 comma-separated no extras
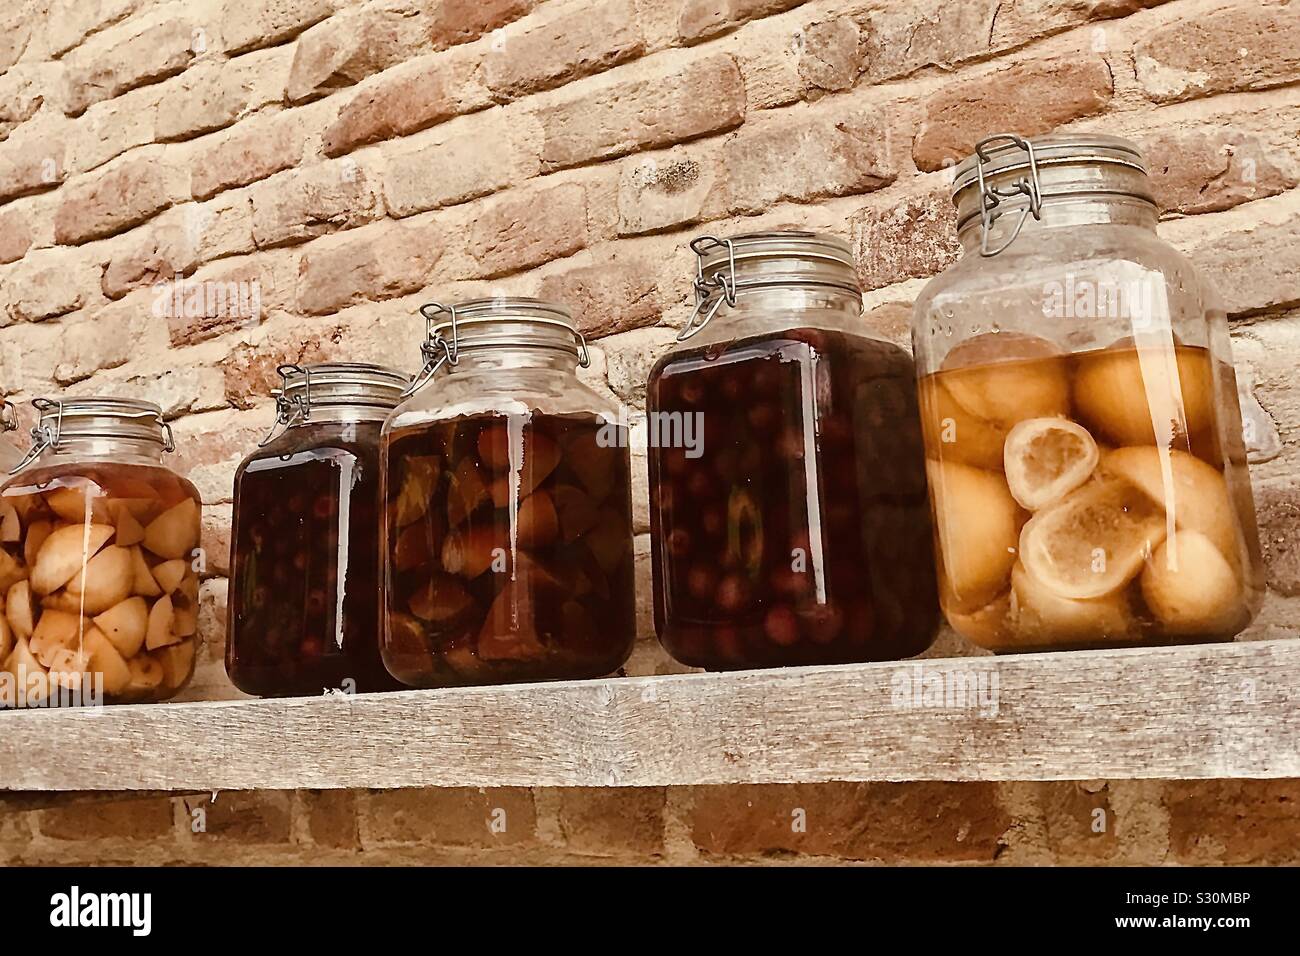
647,232,940,669
227,363,408,696
381,298,636,687
913,134,1264,652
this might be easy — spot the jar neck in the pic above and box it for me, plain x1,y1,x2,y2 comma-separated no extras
446,347,579,376
687,284,863,345
958,195,1160,254
290,406,390,427
37,437,166,466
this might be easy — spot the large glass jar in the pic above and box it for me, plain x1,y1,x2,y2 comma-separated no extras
380,298,636,687
227,363,408,697
913,133,1265,652
646,232,939,670
0,397,202,707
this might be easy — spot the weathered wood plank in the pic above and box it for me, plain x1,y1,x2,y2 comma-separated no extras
1,639,1297,790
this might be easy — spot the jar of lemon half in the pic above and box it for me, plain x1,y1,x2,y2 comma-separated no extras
912,133,1264,653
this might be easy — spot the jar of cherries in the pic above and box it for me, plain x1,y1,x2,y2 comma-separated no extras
380,298,637,688
0,397,202,707
226,363,409,696
646,232,940,669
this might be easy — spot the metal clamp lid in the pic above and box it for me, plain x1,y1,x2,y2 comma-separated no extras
952,132,1153,258
679,236,738,342
9,396,174,474
972,134,1044,258
402,298,592,398
677,231,861,341
258,362,407,446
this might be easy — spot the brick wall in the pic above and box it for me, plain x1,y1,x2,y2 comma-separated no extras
2,0,1299,865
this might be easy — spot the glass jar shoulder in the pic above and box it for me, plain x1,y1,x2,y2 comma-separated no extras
385,370,621,437
1,458,199,505
238,422,382,475
914,225,1218,369
652,322,914,382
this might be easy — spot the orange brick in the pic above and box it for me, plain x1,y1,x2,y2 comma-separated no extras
538,55,745,172
362,788,538,848
912,55,1113,172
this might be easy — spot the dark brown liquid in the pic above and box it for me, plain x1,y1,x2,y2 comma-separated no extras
227,421,401,696
382,411,636,687
647,327,939,669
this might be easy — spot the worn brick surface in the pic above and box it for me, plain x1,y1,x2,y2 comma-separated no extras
1135,0,1300,104
849,179,961,291
617,146,718,236
1144,128,1296,216
1165,779,1300,864
54,154,174,244
382,120,523,217
297,219,443,314
221,0,332,56
286,8,415,103
429,0,535,50
679,0,808,43
183,790,293,843
39,796,177,842
191,112,304,200
538,54,746,171
62,15,197,116
556,788,666,855
321,55,470,157
249,161,383,248
362,788,538,847
469,181,589,277
0,208,33,264
718,112,895,214
912,55,1114,172
538,257,661,337
483,0,645,99
0,131,66,202
689,782,1011,861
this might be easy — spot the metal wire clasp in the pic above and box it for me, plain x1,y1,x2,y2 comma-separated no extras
974,133,1044,258
10,398,61,473
677,235,738,341
258,364,311,447
401,302,461,398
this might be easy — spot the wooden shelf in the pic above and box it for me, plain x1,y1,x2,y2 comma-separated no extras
1,639,1296,791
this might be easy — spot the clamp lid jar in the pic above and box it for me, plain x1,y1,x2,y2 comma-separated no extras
380,297,636,689
645,231,940,670
0,395,201,707
227,362,408,697
913,131,1264,653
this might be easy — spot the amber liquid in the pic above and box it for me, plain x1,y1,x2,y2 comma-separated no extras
0,462,202,706
647,328,939,670
227,420,400,697
920,338,1263,652
382,411,636,687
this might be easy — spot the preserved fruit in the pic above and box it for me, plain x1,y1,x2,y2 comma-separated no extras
0,398,200,706
227,363,408,697
648,232,939,669
913,133,1263,651
381,298,636,687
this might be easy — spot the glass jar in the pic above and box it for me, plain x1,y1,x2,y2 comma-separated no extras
0,397,202,707
646,232,939,670
380,298,636,687
227,363,408,697
913,133,1265,653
